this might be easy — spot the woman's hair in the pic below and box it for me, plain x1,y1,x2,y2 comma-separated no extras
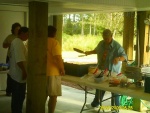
11,22,21,34
48,25,57,38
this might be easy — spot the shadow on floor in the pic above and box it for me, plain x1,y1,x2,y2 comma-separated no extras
0,85,147,113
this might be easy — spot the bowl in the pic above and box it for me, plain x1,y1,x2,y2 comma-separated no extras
109,77,121,86
94,76,104,83
88,66,97,73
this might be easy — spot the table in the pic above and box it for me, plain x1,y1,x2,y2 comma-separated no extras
0,70,8,91
62,75,150,113
0,70,8,74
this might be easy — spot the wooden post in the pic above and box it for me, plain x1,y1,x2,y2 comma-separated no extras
26,1,48,113
122,12,135,73
53,15,63,46
137,11,150,65
132,11,150,112
123,12,135,60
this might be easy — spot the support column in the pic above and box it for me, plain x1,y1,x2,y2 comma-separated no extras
123,12,135,60
26,1,48,113
133,11,150,112
53,15,63,46
137,11,150,65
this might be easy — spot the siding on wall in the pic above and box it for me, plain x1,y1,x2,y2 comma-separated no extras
0,10,27,63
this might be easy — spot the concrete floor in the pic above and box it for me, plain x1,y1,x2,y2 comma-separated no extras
0,85,148,113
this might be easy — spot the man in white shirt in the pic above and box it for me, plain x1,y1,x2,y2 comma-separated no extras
9,27,28,113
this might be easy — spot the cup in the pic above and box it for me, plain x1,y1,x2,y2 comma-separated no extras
135,81,143,88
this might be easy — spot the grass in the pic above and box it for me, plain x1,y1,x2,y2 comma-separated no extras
62,33,123,51
62,34,123,63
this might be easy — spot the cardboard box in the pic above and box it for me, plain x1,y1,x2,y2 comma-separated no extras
132,98,149,112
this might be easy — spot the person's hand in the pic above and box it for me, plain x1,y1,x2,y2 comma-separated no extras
3,42,11,48
84,51,90,56
60,69,65,76
113,57,120,65
84,51,87,55
84,50,96,55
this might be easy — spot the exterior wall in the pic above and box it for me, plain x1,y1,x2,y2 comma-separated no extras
0,5,28,90
0,5,28,63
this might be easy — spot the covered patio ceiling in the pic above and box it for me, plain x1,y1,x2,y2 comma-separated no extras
0,0,150,14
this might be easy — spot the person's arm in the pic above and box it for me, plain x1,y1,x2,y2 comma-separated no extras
113,56,126,65
113,46,127,64
17,61,27,80
54,55,65,75
84,50,96,55
85,42,100,55
3,35,14,48
3,37,11,48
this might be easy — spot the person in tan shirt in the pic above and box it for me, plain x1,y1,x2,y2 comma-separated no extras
3,22,21,96
46,25,65,113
